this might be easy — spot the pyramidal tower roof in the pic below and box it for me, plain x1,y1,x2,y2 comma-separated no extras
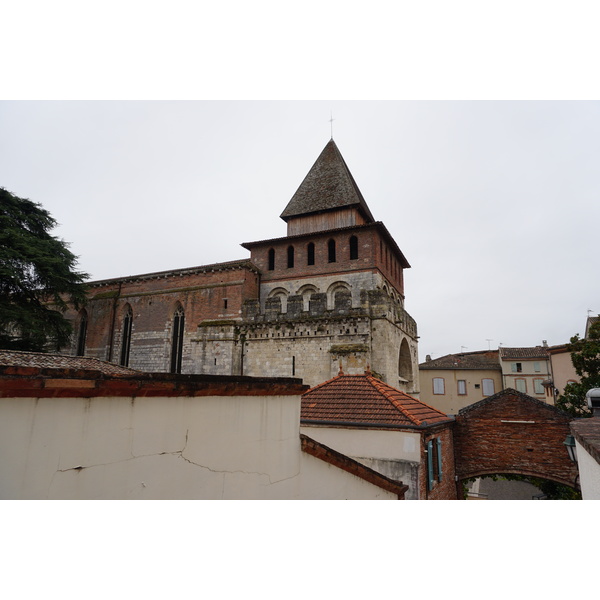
280,139,375,223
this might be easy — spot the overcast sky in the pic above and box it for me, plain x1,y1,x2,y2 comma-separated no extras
2,100,598,359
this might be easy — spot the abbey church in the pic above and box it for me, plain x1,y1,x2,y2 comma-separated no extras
65,139,420,393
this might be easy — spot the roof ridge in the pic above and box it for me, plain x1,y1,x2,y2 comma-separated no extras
367,376,446,425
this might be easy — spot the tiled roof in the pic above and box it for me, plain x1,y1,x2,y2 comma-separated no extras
88,259,258,287
419,350,500,370
280,139,375,223
499,346,549,360
0,350,140,376
301,372,452,428
571,417,600,467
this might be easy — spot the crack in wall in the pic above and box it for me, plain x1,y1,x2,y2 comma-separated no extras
53,433,301,487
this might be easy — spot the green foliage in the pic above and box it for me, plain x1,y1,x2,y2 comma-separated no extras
0,188,88,352
555,320,600,418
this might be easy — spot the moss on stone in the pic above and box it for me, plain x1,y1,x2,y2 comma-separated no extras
329,344,369,355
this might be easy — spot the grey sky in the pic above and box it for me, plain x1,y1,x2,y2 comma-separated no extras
1,101,598,360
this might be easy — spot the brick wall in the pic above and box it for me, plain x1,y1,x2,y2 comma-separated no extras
420,425,458,500
64,262,259,373
245,224,405,296
453,389,578,489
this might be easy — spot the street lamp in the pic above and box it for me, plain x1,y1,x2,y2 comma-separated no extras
564,434,577,463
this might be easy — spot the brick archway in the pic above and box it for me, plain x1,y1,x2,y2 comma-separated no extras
453,389,579,493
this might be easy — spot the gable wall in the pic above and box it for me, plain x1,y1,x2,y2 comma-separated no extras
454,391,578,487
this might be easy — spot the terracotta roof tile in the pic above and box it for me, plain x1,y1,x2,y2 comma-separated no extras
419,350,500,370
301,373,452,428
499,346,549,360
0,350,140,376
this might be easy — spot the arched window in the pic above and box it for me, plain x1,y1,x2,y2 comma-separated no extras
170,306,185,374
268,248,275,271
287,245,294,268
120,306,133,367
349,235,358,260
398,339,413,390
307,242,315,266
76,310,87,357
328,239,336,263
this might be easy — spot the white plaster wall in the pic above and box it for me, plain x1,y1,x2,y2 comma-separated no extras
300,426,421,462
575,440,600,500
0,394,398,500
300,425,420,498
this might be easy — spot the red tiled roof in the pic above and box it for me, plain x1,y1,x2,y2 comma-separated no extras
499,346,549,360
0,350,140,376
419,350,500,370
301,372,452,428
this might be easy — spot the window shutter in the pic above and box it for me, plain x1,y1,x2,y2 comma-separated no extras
427,440,434,491
436,438,443,482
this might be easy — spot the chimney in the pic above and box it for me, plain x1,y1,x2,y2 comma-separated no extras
542,340,548,347
426,354,432,362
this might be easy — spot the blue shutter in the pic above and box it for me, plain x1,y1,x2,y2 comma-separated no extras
437,437,443,482
427,440,434,490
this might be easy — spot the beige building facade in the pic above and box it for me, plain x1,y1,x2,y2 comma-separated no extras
499,346,552,404
419,351,503,415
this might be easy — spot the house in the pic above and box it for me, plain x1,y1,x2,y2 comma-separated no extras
546,343,579,399
62,139,419,393
418,350,502,415
499,345,552,403
419,344,555,415
0,350,408,500
300,368,457,499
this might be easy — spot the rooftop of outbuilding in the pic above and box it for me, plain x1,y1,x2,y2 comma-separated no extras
301,370,453,429
0,350,140,376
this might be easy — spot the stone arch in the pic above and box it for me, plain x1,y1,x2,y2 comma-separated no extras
398,338,413,389
297,284,319,312
326,281,351,311
267,287,289,312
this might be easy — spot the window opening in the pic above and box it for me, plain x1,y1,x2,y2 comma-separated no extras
433,377,445,395
76,311,87,357
287,245,294,268
268,248,275,271
349,235,358,260
328,239,336,263
457,380,467,395
120,307,133,367
307,242,315,266
170,307,185,374
515,378,527,393
482,378,495,396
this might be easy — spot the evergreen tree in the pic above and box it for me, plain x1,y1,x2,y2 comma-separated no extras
0,187,88,352
556,320,600,418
